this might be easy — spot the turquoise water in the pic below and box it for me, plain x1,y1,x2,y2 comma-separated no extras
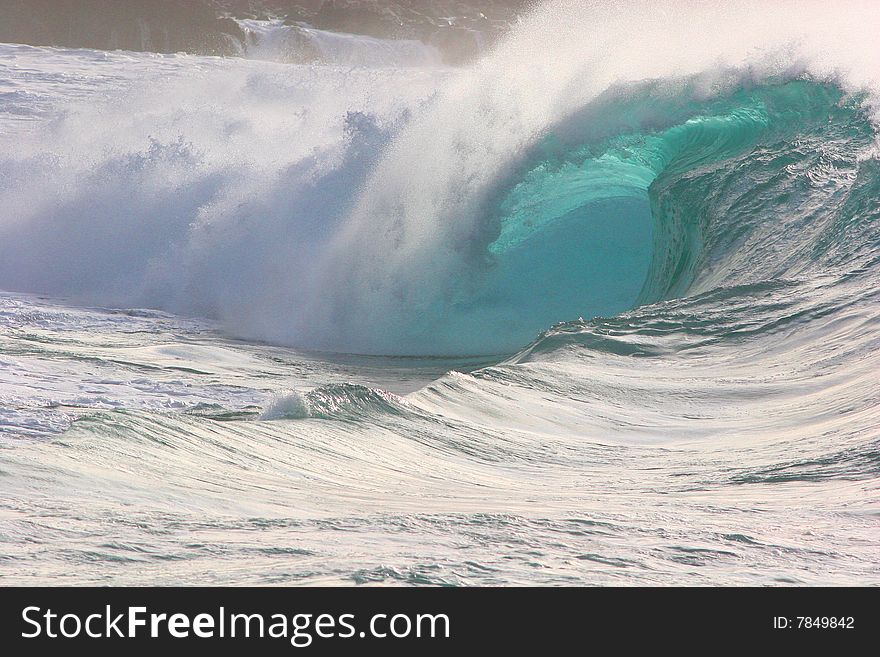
326,80,878,355
469,82,875,352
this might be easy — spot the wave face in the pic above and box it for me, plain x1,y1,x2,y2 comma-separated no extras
1,0,879,585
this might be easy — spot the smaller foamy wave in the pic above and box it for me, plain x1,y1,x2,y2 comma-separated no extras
261,384,409,421
260,390,310,420
234,19,443,67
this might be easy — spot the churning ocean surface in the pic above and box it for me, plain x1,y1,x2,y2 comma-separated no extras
1,0,879,585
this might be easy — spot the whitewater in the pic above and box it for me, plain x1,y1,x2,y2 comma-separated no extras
0,0,878,585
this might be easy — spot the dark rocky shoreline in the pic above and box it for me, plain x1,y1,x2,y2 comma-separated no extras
0,0,528,64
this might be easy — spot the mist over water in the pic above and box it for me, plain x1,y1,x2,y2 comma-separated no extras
0,1,878,585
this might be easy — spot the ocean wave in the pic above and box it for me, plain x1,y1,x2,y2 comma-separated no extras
1,0,879,585
3,2,880,358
